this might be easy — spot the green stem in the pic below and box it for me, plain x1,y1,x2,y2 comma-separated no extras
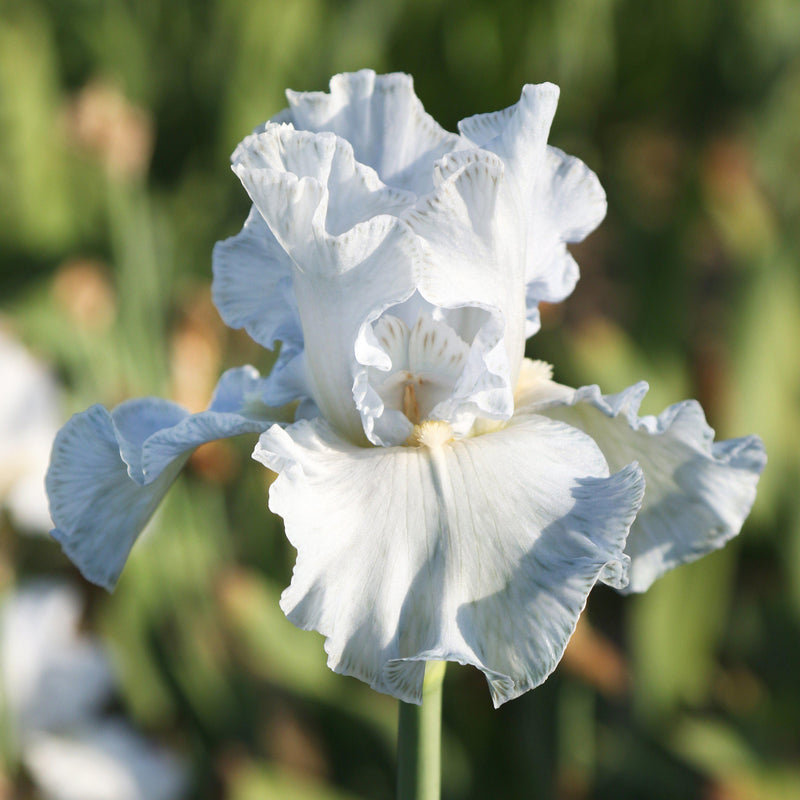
397,661,446,800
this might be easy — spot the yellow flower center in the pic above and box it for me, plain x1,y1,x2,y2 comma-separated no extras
406,419,455,448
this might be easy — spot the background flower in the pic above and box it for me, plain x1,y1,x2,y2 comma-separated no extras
0,326,60,534
1,581,187,800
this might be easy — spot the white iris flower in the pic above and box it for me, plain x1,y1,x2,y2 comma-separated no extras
47,71,765,707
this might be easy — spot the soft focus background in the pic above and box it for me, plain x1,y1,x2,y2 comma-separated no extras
1,0,799,798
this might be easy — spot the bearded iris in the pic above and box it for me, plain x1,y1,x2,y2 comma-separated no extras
47,71,765,707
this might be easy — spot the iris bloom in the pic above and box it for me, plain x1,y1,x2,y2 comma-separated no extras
47,71,765,707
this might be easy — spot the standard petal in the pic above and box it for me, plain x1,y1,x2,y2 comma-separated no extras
534,382,766,592
211,206,302,353
254,414,644,706
233,124,422,444
459,85,606,334
403,151,527,422
47,368,273,590
285,69,466,195
232,122,415,238
212,210,312,408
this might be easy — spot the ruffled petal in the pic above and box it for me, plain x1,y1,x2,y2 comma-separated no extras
533,382,766,592
211,206,302,352
233,124,421,444
404,151,527,420
459,85,606,335
232,122,415,237
354,151,530,446
212,208,312,406
285,69,466,195
254,414,644,706
46,367,274,590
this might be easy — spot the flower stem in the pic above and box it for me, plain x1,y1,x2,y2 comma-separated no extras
397,661,446,800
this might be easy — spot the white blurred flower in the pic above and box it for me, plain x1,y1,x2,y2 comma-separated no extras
0,327,61,532
46,71,765,707
1,580,113,734
23,721,186,800
0,582,187,799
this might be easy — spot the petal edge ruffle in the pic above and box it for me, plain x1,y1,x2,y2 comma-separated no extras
47,368,274,590
254,414,643,705
285,69,466,195
533,381,766,592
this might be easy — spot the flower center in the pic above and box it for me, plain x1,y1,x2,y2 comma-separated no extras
406,419,455,448
368,312,470,427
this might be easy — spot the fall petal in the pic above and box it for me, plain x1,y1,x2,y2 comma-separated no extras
254,414,643,706
47,368,273,590
535,382,766,592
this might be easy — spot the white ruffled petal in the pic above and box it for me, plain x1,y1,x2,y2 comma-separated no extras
47,368,273,590
459,85,606,335
211,206,303,353
254,414,644,706
534,382,766,592
402,151,527,428
285,69,466,195
232,123,415,237
233,124,421,444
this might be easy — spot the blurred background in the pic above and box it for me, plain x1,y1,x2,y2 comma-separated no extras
1,0,799,797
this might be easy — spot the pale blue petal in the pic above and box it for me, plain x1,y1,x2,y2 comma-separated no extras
285,69,466,195
254,413,643,706
47,368,273,591
401,151,526,429
459,85,606,335
110,399,187,484
47,405,184,591
232,124,421,444
536,382,766,592
211,206,303,352
207,364,275,413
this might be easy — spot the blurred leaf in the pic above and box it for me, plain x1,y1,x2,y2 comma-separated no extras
727,256,800,523
563,316,689,416
630,545,736,718
0,8,74,255
671,716,800,800
217,0,325,155
217,567,396,741
229,760,366,800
